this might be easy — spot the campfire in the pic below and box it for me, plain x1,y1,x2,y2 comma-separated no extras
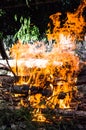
0,0,86,123
7,36,79,122
10,34,79,109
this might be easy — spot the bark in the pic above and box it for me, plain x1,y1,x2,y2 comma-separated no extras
38,108,86,119
0,39,8,59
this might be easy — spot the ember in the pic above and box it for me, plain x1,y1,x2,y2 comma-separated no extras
8,0,86,122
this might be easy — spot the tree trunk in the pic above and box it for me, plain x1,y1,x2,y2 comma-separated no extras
0,38,8,59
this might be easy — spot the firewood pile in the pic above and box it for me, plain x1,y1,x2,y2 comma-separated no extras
0,68,86,117
0,41,86,129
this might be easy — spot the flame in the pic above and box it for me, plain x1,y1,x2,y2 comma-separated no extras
10,34,79,109
9,0,86,122
47,0,86,40
32,108,47,122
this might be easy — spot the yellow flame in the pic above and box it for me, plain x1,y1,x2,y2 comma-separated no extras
9,1,86,122
10,34,79,109
32,108,47,122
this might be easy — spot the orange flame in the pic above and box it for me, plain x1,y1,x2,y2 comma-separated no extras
47,0,86,40
10,34,79,109
9,1,86,122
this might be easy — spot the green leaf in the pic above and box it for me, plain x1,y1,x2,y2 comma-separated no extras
14,17,40,43
14,14,17,21
0,9,5,16
20,16,23,23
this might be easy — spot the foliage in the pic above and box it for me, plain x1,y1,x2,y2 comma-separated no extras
0,32,3,39
0,9,5,17
14,17,40,43
26,0,31,8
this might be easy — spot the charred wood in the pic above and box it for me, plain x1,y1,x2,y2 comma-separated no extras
11,84,53,97
78,103,86,111
1,75,86,96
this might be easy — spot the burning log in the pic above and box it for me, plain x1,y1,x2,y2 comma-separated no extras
10,84,53,97
1,74,86,96
1,77,86,95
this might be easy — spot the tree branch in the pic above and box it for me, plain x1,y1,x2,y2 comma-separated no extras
0,0,58,9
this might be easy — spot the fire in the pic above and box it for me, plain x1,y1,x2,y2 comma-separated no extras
47,0,86,40
9,0,86,122
32,108,47,122
10,35,79,109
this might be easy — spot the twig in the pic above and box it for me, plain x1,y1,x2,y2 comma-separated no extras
5,58,17,78
0,63,10,71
